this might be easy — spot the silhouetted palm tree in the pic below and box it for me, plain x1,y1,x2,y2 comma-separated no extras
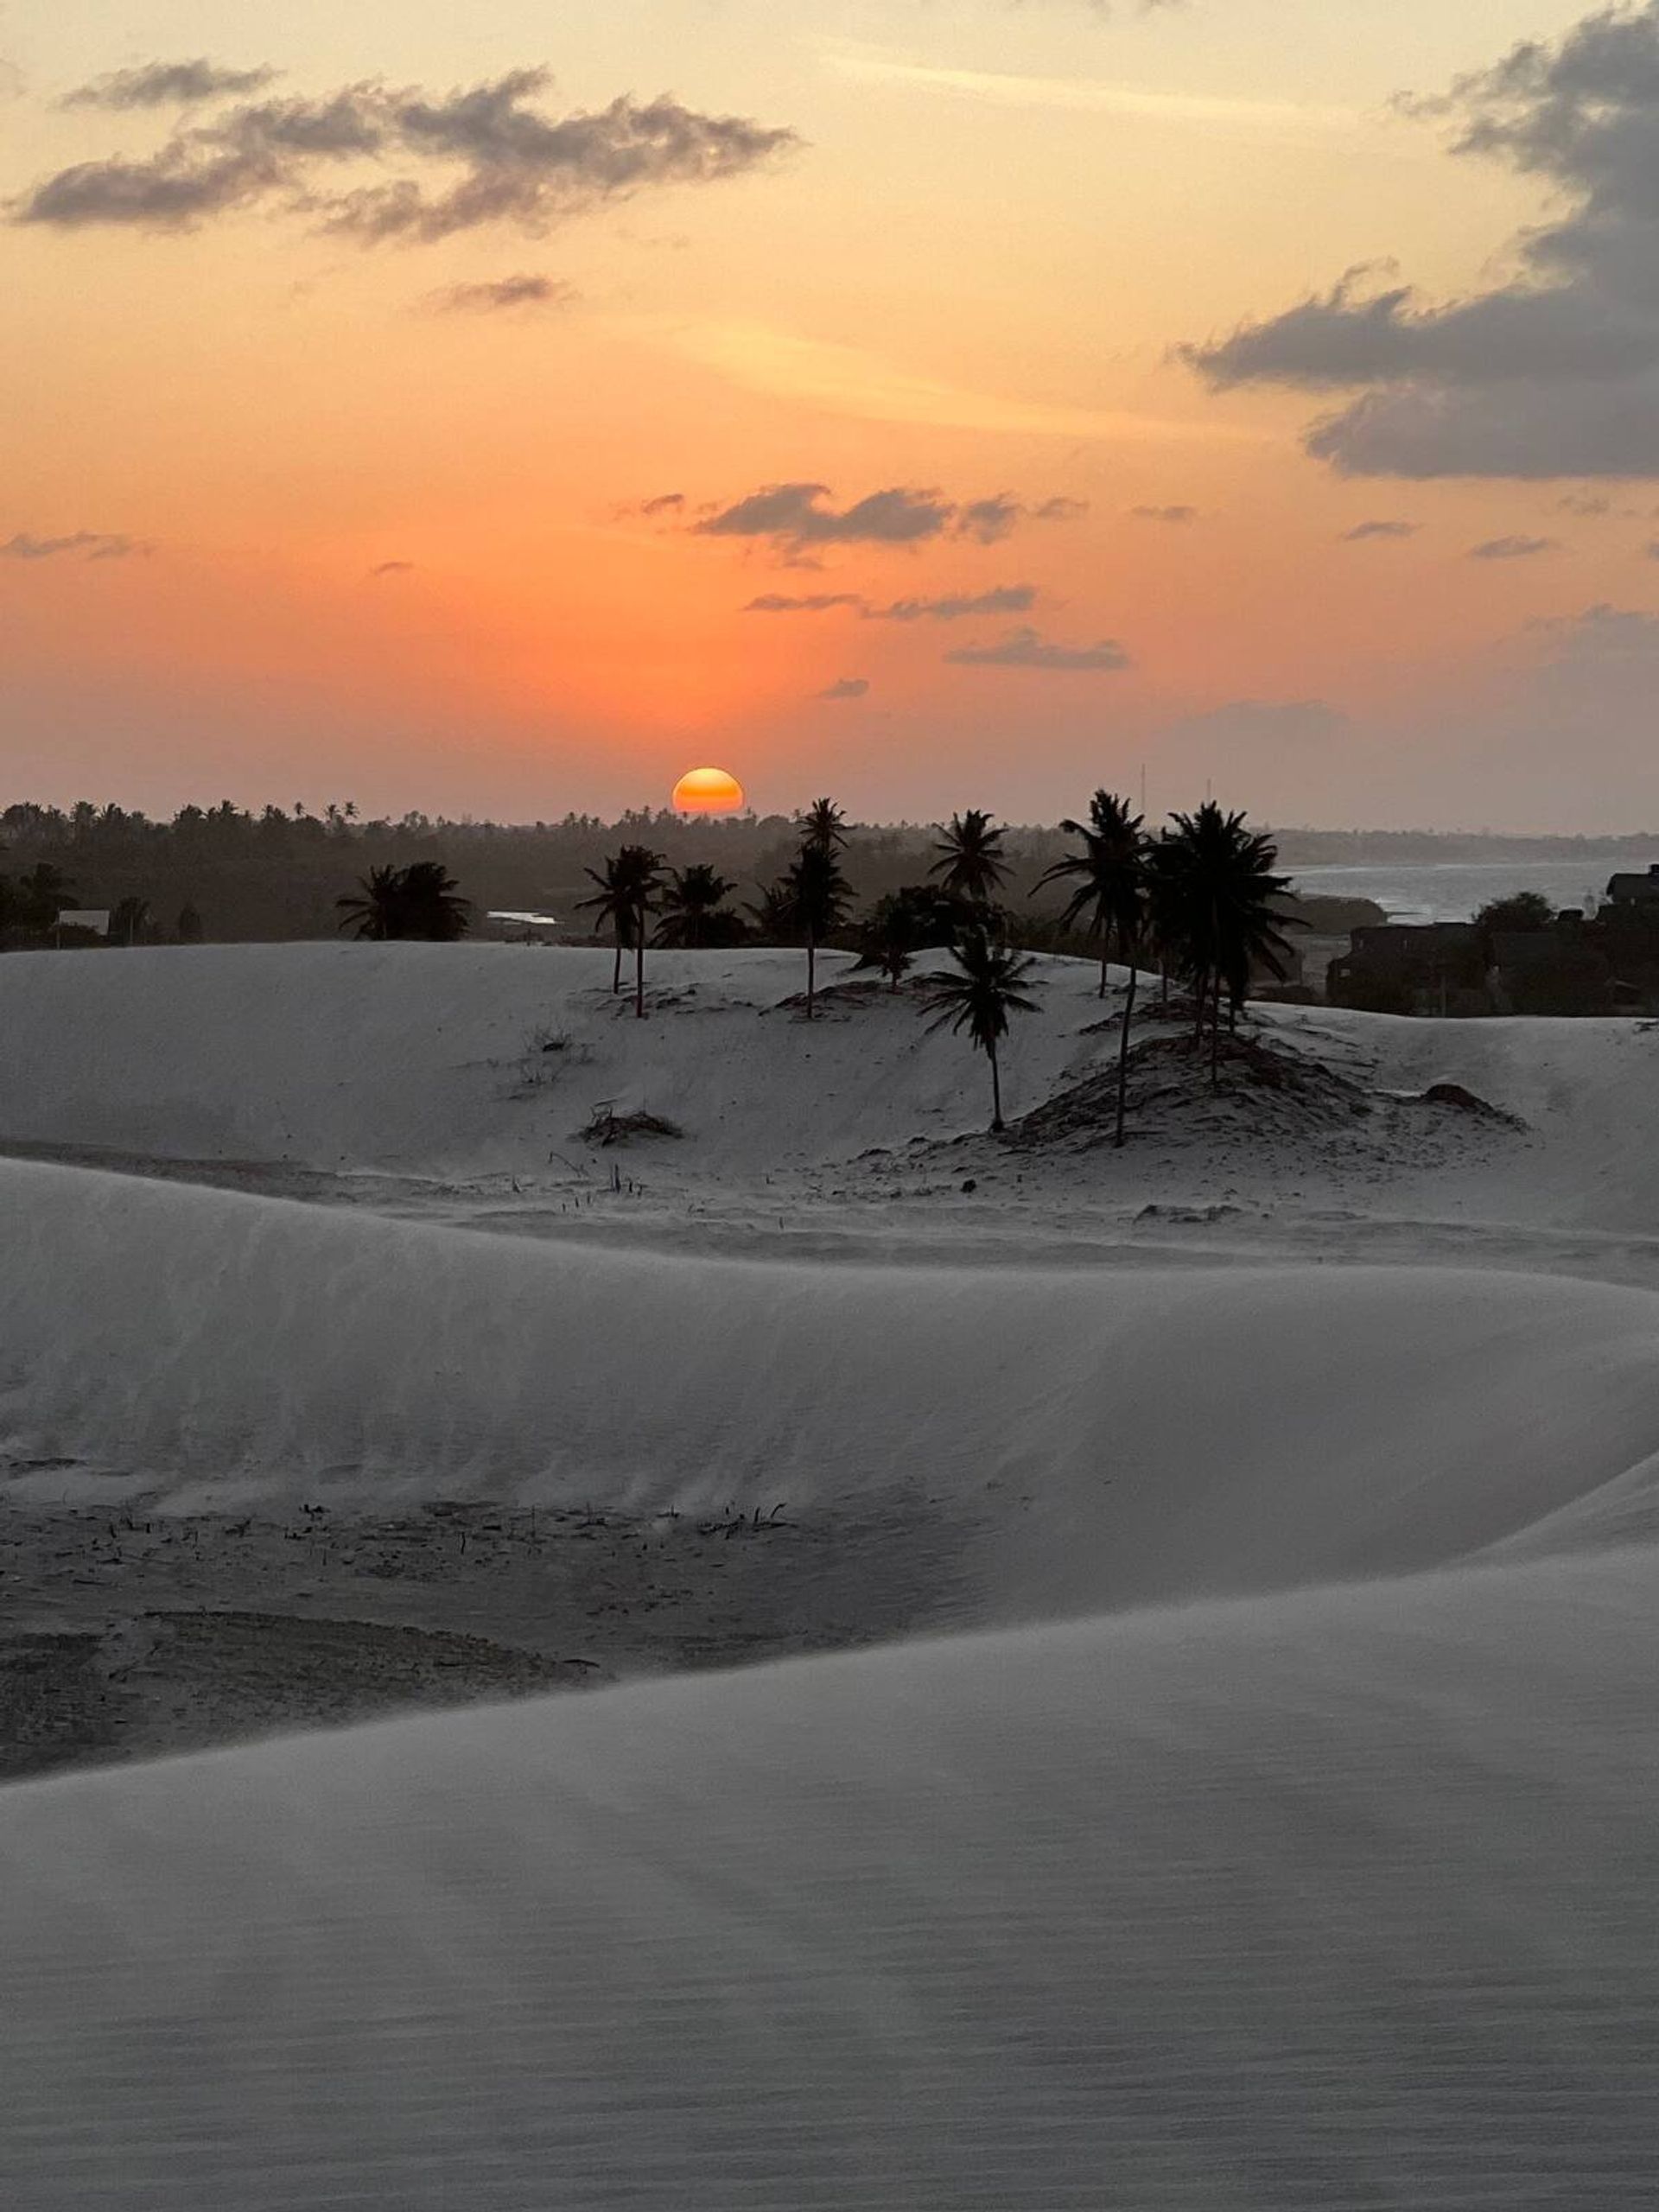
396,861,472,941
853,890,925,989
746,879,801,944
1033,791,1149,1146
108,896,151,947
779,841,853,1017
16,861,73,936
336,861,471,943
1147,804,1296,1084
655,863,741,949
923,924,1039,1132
578,844,665,1014
335,864,403,942
930,809,1008,907
796,796,849,855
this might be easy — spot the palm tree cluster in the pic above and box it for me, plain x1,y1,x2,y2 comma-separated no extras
335,861,473,943
567,791,1294,1140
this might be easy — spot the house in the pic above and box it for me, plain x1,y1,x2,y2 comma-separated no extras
1605,863,1659,907
1327,922,1485,1015
1487,916,1611,1015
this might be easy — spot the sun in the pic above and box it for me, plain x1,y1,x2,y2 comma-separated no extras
671,766,746,815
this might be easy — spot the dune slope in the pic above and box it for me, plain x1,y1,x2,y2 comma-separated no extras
3,1538,1657,2209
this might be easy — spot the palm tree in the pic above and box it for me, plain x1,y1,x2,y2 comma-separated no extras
746,879,801,944
1146,804,1296,1085
1033,792,1144,998
1033,791,1148,1147
922,924,1040,1133
16,861,73,936
578,844,665,1014
335,861,471,943
930,809,1009,908
655,863,740,949
396,861,472,941
335,864,404,941
796,796,849,855
853,890,925,990
779,841,853,1017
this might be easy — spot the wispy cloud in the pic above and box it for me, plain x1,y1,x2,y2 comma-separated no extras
1468,535,1557,561
423,273,575,314
371,559,415,576
1,530,149,562
817,676,869,700
1343,518,1418,541
660,320,1230,444
945,626,1129,672
819,39,1360,140
745,583,1039,621
1130,504,1198,524
62,59,277,111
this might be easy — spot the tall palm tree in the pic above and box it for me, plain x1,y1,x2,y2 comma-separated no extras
779,841,853,1017
796,796,849,855
1146,804,1296,1085
1033,791,1148,1147
654,863,739,949
930,809,1008,908
922,925,1040,1133
577,844,665,1014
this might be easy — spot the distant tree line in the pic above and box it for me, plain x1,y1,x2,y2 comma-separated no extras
0,795,1342,952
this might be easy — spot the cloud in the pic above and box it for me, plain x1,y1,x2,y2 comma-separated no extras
1178,5,1659,478
745,591,866,613
696,483,954,547
1342,518,1418,540
0,531,148,561
695,483,1080,555
63,60,278,111
817,676,869,700
944,626,1129,671
1468,535,1557,560
1130,503,1198,523
744,583,1039,620
17,68,797,239
820,41,1359,141
371,559,415,576
423,272,575,313
872,585,1038,621
639,491,685,517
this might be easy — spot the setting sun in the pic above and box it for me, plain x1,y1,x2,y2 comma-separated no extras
672,766,746,816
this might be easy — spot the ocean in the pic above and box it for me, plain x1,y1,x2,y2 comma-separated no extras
1288,858,1657,925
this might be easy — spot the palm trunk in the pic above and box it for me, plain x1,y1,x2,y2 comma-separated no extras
989,1044,1003,1133
612,936,623,994
634,931,645,1019
1210,972,1223,1089
1098,938,1109,1000
806,937,817,1020
1114,955,1138,1148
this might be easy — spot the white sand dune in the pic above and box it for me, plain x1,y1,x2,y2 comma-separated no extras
4,944,1659,2205
2,943,1656,1236
3,1541,1656,2209
7,1159,1659,1611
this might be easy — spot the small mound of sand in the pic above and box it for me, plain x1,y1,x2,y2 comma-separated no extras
1007,1030,1372,1151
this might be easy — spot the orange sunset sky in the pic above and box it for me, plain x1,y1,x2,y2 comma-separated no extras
8,0,1659,828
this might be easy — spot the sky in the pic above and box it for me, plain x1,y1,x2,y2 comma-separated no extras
9,0,1659,830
